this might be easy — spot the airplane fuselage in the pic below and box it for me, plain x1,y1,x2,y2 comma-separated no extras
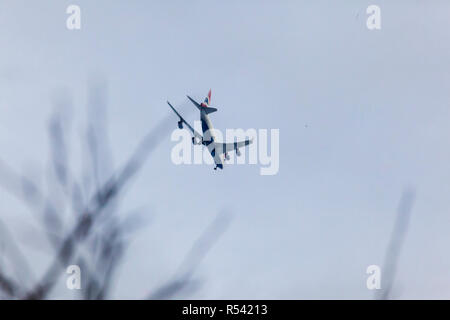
200,109,224,169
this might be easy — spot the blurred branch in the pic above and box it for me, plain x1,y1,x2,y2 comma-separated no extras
0,86,210,300
149,210,232,299
24,114,173,299
86,82,114,191
0,219,36,298
0,272,17,298
376,188,415,300
0,158,64,250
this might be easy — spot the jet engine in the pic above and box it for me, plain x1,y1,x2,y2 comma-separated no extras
177,121,183,129
192,137,202,145
225,153,230,161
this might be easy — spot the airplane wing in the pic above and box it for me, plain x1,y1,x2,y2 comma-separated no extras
167,101,203,140
216,139,253,155
186,95,201,109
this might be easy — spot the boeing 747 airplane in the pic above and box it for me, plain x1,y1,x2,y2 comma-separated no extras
168,90,253,170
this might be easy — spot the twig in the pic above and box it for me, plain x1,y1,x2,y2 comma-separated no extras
377,188,416,300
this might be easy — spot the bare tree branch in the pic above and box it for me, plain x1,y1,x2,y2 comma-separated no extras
377,188,416,300
149,210,232,299
24,114,173,299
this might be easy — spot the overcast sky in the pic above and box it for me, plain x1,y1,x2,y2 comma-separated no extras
1,0,450,299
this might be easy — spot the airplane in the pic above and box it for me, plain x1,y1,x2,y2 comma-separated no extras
167,89,253,170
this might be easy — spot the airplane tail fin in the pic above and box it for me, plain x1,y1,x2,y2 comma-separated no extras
203,89,212,106
187,89,217,114
200,89,217,114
